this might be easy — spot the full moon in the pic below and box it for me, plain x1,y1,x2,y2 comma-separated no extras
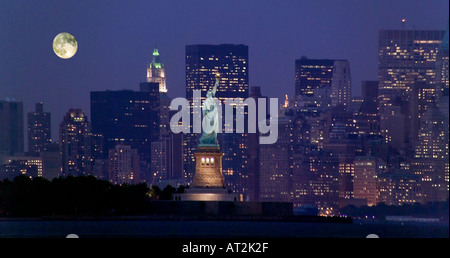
53,32,78,59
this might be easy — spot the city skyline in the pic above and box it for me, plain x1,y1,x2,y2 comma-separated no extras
0,1,448,141
0,1,449,219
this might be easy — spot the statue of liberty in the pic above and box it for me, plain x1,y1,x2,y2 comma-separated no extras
199,73,220,146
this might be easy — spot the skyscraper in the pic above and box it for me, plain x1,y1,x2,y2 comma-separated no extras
27,102,51,156
147,48,167,93
108,144,140,185
0,99,24,156
293,150,340,216
378,29,446,109
59,109,92,176
90,87,160,183
40,142,61,180
412,102,448,202
353,157,379,206
355,81,380,138
295,57,352,107
378,29,446,149
377,172,422,206
184,44,249,197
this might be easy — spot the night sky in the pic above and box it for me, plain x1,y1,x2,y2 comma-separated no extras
0,0,448,141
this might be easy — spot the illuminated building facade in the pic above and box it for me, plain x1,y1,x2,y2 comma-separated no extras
108,144,140,185
0,157,42,180
147,48,167,93
295,57,352,107
380,105,405,150
377,172,422,205
409,82,441,147
27,102,51,156
293,150,340,216
184,44,249,197
378,29,446,148
378,29,446,109
353,157,378,206
412,102,448,202
0,100,24,156
59,109,92,176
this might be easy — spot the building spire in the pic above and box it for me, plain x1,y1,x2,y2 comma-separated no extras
147,46,167,93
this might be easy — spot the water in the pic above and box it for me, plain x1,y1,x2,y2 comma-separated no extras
0,219,447,238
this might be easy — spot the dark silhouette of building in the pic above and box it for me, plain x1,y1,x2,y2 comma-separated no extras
259,116,294,203
378,29,446,149
27,102,51,156
90,87,160,183
0,99,24,156
40,142,61,180
295,57,352,107
246,86,268,202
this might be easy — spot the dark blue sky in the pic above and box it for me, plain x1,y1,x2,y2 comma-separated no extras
0,0,448,141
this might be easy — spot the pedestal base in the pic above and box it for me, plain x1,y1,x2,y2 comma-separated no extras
173,188,242,202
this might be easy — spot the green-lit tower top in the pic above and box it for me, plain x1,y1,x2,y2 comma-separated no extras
150,48,163,69
147,47,167,93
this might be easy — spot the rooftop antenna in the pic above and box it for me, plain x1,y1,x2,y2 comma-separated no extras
401,18,406,30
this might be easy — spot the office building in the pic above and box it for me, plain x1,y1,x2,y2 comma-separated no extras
0,99,24,156
380,105,406,150
59,109,92,176
0,157,42,180
259,117,294,202
27,102,51,156
412,102,448,202
377,172,422,205
90,87,160,182
353,157,379,206
378,29,446,108
355,81,380,137
293,150,340,216
40,142,61,180
108,144,140,185
378,29,446,149
295,57,352,107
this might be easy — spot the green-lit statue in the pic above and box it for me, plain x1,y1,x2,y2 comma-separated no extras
199,73,220,146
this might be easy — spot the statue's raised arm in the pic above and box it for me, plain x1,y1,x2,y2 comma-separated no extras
212,73,220,96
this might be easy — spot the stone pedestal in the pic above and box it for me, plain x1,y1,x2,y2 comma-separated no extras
173,146,241,202
193,146,225,188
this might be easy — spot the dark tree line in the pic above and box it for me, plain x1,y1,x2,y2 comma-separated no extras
0,175,185,217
